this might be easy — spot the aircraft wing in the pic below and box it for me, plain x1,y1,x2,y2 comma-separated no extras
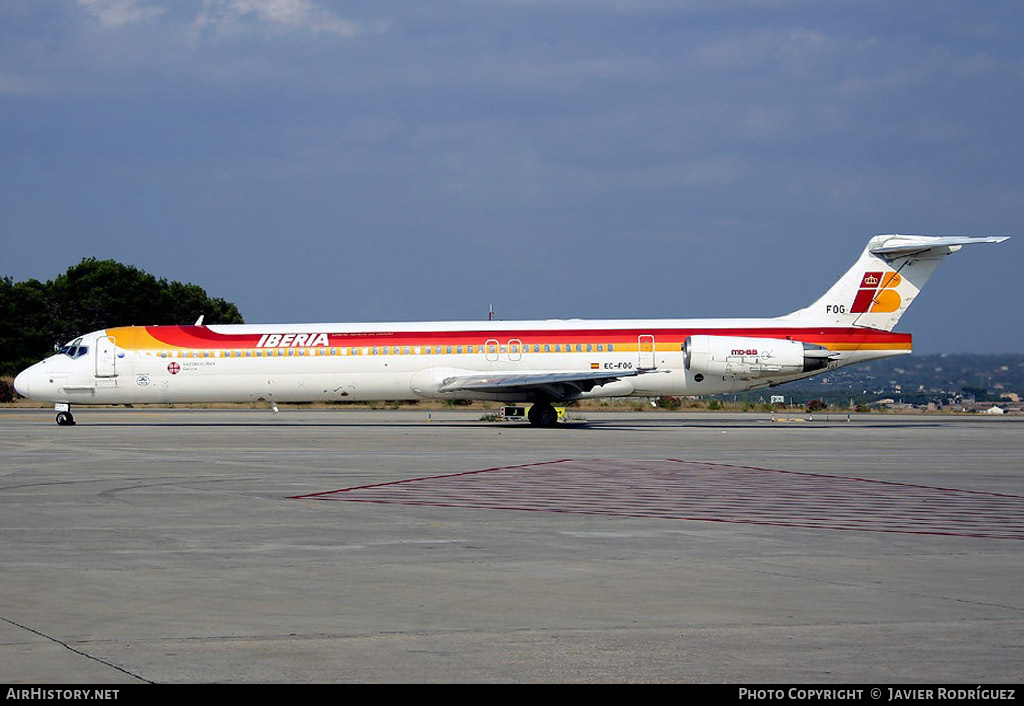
437,369,642,398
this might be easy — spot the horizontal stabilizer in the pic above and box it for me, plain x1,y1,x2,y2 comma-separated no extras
869,234,1009,258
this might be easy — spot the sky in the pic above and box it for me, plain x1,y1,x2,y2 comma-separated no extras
1,0,1021,353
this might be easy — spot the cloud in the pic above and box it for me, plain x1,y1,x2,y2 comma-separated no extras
76,0,164,28
0,70,46,96
678,154,751,187
694,27,835,75
193,0,363,37
75,0,365,37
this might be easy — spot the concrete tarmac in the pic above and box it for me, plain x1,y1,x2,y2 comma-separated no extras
1,407,1022,683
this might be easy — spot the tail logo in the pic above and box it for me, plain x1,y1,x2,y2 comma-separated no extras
851,271,902,313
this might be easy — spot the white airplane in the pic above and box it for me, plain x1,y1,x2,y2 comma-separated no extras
13,234,1008,427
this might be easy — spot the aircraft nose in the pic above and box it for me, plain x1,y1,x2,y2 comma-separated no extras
13,368,31,398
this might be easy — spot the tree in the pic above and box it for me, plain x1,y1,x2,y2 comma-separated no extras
1,259,244,377
806,398,828,412
0,277,54,377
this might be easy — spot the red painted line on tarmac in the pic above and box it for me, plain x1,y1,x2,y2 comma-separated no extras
666,458,1024,499
288,459,573,499
290,458,1024,540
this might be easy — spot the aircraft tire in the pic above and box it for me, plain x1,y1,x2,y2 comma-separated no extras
56,412,75,426
528,403,558,428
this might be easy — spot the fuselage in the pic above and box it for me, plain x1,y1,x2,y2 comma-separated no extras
14,234,1008,427
13,317,911,407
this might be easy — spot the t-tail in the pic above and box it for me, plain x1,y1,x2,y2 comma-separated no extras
783,234,1009,331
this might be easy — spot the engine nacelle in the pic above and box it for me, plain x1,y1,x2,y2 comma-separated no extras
683,335,833,380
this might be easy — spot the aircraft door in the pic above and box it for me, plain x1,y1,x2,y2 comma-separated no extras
638,334,656,370
485,338,500,362
508,338,523,362
95,336,118,377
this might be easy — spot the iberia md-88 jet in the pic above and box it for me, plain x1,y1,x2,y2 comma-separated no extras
13,234,1009,427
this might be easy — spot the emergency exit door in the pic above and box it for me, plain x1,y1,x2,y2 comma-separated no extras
638,335,656,370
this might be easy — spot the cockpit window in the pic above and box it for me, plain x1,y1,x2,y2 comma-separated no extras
59,338,89,359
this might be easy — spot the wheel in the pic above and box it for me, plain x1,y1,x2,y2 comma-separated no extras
55,411,76,426
527,403,558,428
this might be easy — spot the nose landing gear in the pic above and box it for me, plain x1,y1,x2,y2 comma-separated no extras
55,405,76,426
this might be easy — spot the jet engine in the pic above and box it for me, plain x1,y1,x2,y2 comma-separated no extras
683,335,836,380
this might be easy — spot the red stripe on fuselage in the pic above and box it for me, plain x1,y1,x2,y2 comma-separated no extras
139,325,911,350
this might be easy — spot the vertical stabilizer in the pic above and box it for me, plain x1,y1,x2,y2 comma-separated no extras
783,234,1008,331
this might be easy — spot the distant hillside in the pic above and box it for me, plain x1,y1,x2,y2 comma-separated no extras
764,354,1024,405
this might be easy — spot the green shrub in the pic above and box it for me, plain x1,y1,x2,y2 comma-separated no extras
0,378,16,403
655,396,682,410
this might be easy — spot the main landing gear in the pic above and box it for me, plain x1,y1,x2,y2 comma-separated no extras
527,402,559,428
55,405,76,426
